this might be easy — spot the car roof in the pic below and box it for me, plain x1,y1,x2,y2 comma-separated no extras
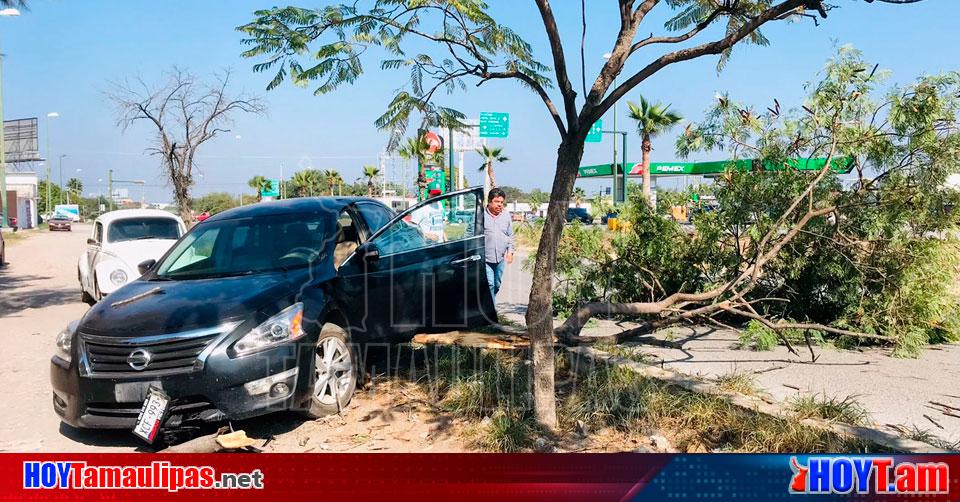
205,196,385,223
95,209,184,226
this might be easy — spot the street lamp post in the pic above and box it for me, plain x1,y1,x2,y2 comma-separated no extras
0,8,21,229
45,112,59,216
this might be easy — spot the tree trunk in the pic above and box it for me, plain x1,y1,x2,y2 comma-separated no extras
488,160,497,188
175,182,193,224
525,139,584,431
641,133,652,201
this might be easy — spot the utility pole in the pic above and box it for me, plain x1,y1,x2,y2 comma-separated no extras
58,154,66,204
108,169,113,211
0,51,7,228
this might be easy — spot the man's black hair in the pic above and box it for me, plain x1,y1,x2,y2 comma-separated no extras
488,187,506,202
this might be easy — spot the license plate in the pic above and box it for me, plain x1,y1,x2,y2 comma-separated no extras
132,387,170,443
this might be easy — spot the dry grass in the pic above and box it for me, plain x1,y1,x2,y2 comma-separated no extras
714,371,761,396
413,346,881,453
790,393,872,426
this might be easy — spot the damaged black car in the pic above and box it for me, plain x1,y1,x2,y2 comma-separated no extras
50,187,496,439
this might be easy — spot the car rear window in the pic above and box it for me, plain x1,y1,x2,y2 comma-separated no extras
107,217,181,242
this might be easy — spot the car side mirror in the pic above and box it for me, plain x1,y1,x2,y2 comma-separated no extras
357,242,380,262
138,259,157,275
87,238,98,246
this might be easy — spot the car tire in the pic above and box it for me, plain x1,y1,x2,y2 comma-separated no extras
79,269,95,305
94,277,104,303
302,323,358,419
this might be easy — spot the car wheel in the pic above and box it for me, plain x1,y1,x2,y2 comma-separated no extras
303,323,357,419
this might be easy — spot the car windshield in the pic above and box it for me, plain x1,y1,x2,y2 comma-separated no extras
155,212,333,280
108,217,181,242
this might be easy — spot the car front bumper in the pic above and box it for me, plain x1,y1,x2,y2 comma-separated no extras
50,338,317,430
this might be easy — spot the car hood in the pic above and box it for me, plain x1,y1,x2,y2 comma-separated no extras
79,270,315,337
102,239,179,270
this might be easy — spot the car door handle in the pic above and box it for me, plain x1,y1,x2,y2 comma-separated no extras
450,255,481,266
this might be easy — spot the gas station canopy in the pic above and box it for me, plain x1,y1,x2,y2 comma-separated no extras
578,157,854,178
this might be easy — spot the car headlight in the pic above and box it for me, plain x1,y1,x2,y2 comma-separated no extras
109,269,128,286
56,320,79,363
232,303,305,357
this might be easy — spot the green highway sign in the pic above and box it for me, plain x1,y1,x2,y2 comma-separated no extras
479,112,509,138
261,179,280,198
578,157,855,178
585,120,603,143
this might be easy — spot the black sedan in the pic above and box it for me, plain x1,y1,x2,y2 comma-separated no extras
50,188,496,435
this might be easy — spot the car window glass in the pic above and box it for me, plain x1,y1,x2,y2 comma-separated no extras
333,210,361,269
107,218,181,243
156,213,332,279
371,191,478,257
94,223,103,243
356,202,395,235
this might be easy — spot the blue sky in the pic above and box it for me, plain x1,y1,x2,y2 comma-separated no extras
2,0,958,202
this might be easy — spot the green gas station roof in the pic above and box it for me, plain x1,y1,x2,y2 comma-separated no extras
578,157,854,178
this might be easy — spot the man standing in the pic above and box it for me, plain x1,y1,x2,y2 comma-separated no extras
483,187,513,303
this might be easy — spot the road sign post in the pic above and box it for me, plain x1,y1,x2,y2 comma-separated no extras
479,112,509,138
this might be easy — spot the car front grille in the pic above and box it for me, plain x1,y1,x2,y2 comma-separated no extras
79,322,241,377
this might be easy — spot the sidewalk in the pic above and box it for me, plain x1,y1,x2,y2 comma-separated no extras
496,252,960,448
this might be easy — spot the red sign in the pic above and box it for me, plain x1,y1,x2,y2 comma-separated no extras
423,131,443,153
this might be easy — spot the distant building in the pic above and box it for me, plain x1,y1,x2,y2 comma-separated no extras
4,172,39,229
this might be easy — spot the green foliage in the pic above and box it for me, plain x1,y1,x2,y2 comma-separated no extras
627,96,683,139
238,1,549,149
557,49,960,355
191,192,240,215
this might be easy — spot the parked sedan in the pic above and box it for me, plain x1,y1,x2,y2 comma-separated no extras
78,209,186,303
566,207,593,224
49,216,72,231
51,188,495,438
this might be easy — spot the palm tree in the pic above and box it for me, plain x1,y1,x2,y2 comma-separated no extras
66,178,83,204
362,165,380,196
475,145,508,187
322,169,343,195
397,136,443,199
291,170,322,197
247,175,271,202
572,187,586,208
627,96,683,201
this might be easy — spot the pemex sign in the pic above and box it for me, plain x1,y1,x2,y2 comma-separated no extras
578,157,854,178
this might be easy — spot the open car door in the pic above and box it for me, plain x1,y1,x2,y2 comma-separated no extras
337,187,496,341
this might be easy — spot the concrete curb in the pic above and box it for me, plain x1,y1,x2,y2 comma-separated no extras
567,346,947,454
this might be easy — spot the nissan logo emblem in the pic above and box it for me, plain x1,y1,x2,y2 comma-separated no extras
127,349,153,371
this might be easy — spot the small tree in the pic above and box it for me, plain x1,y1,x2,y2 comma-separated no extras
627,97,682,200
110,68,265,223
248,175,271,202
362,165,381,196
527,189,549,217
66,178,83,204
476,145,509,188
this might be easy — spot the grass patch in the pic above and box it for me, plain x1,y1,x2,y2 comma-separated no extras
714,371,760,396
895,425,960,451
738,320,825,351
412,346,880,453
790,393,871,426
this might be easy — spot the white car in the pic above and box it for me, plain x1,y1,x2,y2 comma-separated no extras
78,209,186,303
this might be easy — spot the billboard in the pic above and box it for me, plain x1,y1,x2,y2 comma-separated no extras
3,118,41,163
54,204,80,222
